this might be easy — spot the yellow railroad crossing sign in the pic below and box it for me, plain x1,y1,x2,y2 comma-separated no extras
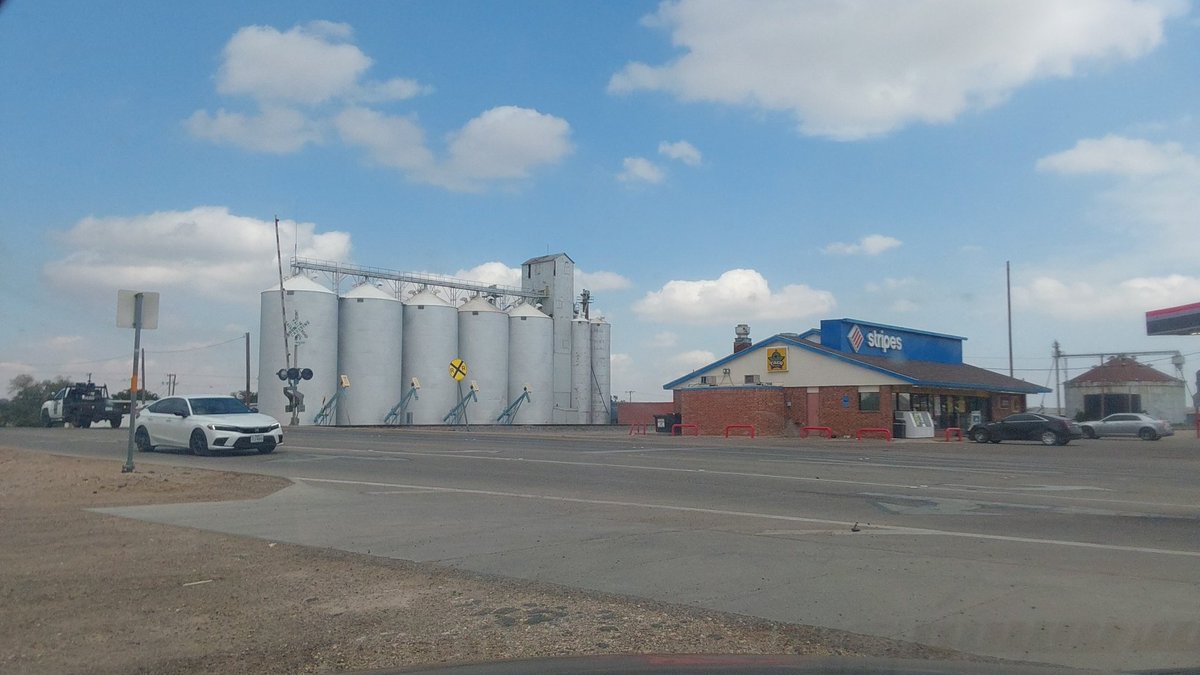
448,358,468,382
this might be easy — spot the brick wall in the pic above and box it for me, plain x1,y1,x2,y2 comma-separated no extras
817,385,893,437
677,387,789,435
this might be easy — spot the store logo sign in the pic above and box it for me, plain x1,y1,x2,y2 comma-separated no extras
849,324,904,354
847,325,865,352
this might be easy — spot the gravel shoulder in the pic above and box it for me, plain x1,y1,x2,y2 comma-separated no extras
0,446,978,673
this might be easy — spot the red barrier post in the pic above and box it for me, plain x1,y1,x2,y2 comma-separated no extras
801,426,833,438
628,423,648,435
856,427,893,442
944,427,963,442
724,424,756,439
671,423,700,436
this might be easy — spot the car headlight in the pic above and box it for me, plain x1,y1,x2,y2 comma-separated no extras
268,423,281,430
207,424,240,432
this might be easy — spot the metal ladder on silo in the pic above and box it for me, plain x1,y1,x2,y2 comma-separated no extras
384,380,421,425
496,387,531,425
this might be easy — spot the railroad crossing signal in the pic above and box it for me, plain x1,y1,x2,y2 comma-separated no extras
449,358,468,382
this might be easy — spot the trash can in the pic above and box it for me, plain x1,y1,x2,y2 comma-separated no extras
892,412,906,439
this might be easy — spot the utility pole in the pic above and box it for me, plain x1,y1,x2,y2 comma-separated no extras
244,332,252,406
1052,340,1062,413
625,390,635,402
1006,261,1014,377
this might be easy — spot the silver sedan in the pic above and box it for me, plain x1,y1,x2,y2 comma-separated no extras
1079,413,1174,441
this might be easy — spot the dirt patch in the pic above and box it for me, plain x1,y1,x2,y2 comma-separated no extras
0,446,977,673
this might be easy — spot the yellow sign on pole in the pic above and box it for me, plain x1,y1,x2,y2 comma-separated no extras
766,347,788,372
449,358,468,382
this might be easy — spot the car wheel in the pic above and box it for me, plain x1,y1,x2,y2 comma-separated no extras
71,415,83,428
41,410,53,428
110,416,122,429
135,427,155,452
1040,430,1059,446
972,428,990,443
1082,427,1096,439
256,442,276,455
1138,427,1158,441
80,419,91,429
190,429,213,456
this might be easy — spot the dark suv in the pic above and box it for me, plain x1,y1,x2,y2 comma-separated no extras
968,412,1083,446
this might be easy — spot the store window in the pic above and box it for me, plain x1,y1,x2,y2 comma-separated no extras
858,391,880,411
894,392,911,411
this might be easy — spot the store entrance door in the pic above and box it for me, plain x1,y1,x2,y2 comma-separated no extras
806,391,820,426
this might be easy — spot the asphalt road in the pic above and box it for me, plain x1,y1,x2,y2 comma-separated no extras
4,425,1199,670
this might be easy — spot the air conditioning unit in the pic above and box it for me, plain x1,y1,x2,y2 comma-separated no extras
700,375,717,385
744,374,761,384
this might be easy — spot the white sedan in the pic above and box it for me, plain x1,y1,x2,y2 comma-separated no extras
134,395,283,456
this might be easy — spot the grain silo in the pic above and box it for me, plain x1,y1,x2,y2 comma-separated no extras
336,283,403,425
507,302,554,424
589,317,612,424
570,317,592,424
401,290,458,424
257,275,338,426
458,296,508,424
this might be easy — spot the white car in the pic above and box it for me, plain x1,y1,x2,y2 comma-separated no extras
134,395,282,456
1079,413,1175,441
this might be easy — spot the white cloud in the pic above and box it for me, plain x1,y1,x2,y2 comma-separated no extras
453,262,522,288
1014,273,1200,319
651,331,679,348
42,207,352,304
1037,135,1200,254
617,157,665,184
216,22,427,105
189,23,568,192
439,106,573,186
335,107,433,171
658,140,702,166
865,277,916,292
633,269,835,324
185,105,324,154
610,0,1183,139
670,349,717,370
576,269,633,291
1036,134,1199,177
824,234,902,256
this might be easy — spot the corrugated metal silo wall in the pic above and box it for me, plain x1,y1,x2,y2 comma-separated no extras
589,319,612,424
570,318,592,424
337,285,403,425
458,298,508,424
507,305,554,424
257,277,338,426
401,292,459,424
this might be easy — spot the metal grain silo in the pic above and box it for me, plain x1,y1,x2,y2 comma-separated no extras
589,318,611,424
570,317,592,424
507,303,553,424
336,283,403,425
257,275,338,426
458,297,508,424
401,290,458,424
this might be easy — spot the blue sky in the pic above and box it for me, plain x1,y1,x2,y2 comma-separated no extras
2,0,1199,405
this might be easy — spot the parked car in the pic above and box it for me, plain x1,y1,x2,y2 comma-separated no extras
1080,413,1174,441
134,395,282,456
968,412,1082,446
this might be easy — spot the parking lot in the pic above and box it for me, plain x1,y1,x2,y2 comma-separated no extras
3,425,1198,670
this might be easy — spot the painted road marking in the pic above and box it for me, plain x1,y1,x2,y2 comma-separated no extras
282,444,1200,512
293,476,1200,559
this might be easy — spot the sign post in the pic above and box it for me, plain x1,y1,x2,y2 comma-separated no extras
117,290,159,473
